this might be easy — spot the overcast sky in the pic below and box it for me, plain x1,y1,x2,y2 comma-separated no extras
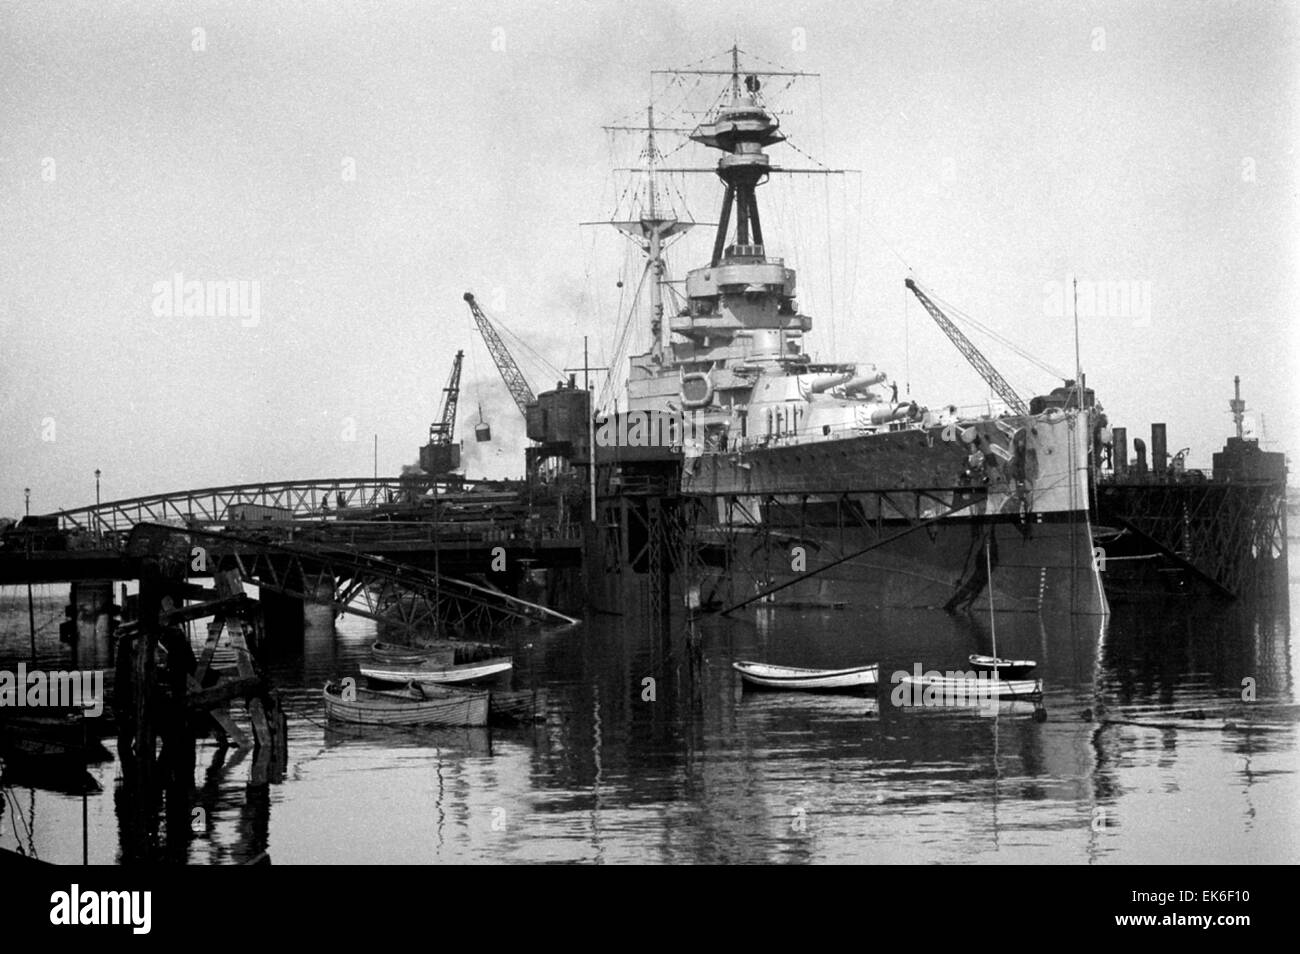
2,0,1296,514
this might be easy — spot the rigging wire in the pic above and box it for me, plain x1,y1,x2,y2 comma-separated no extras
924,285,1069,381
598,257,650,412
847,173,863,338
597,247,635,411
606,47,726,131
599,260,646,411
668,172,695,222
462,303,484,418
816,76,836,355
579,225,602,376
904,284,911,396
492,313,565,382
657,75,704,129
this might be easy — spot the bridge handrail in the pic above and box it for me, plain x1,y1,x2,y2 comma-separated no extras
46,476,521,532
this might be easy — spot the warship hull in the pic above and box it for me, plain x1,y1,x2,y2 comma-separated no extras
683,409,1109,615
701,511,1105,614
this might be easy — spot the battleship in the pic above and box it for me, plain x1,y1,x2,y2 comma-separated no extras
588,48,1110,616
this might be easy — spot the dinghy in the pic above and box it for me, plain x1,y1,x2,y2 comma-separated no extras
732,661,878,693
360,656,514,686
370,640,507,665
0,709,111,762
323,680,489,727
968,654,1038,679
896,673,1043,704
369,642,456,667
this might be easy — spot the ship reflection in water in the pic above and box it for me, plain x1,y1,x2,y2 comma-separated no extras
1,543,1296,865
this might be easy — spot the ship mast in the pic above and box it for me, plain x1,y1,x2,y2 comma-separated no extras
645,106,667,364
594,48,836,403
1230,374,1246,439
593,105,695,366
690,48,785,266
657,45,825,267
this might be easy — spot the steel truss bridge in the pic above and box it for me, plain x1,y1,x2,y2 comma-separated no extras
49,476,514,534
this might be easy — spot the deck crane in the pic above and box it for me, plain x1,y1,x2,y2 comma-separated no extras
904,278,1029,416
463,292,536,418
418,349,464,474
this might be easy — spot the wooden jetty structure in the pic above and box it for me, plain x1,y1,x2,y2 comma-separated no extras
111,546,289,863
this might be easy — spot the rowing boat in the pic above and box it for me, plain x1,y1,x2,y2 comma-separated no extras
732,661,878,693
370,640,508,665
370,642,457,667
968,654,1038,679
896,673,1043,704
360,656,514,686
322,680,489,727
0,709,113,763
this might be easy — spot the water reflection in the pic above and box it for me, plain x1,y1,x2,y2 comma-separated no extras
1,550,1297,864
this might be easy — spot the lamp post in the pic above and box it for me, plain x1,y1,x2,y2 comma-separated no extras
25,488,35,660
94,469,102,544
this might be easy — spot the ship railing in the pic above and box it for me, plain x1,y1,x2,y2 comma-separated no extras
76,515,584,552
927,401,1024,423
723,243,779,264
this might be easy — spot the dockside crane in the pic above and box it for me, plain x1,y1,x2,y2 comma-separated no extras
904,278,1029,416
419,349,464,474
463,292,536,418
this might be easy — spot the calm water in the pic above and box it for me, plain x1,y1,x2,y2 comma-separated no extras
2,545,1296,864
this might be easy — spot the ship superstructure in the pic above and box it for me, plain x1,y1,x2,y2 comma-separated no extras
606,48,1108,615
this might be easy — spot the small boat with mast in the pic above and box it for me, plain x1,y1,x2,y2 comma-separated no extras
969,538,1039,680
968,655,1037,679
898,539,1044,704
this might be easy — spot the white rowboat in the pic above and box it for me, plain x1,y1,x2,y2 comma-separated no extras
360,656,514,685
323,681,489,727
733,661,878,692
896,674,1043,703
370,642,457,667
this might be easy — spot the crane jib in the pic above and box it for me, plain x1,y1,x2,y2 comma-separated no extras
464,292,537,417
904,279,1029,416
